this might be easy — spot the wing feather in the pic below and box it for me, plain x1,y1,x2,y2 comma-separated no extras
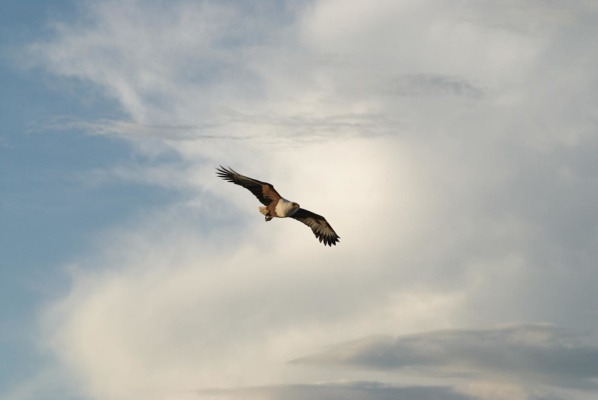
216,166,281,206
290,208,340,246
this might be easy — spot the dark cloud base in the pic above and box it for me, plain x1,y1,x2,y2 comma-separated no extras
293,325,598,391
197,381,472,400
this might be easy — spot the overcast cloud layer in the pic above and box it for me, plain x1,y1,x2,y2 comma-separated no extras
6,0,598,399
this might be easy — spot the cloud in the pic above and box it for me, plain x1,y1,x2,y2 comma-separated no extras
196,381,472,400
23,0,598,152
386,74,484,98
11,0,598,400
24,0,381,144
293,325,598,390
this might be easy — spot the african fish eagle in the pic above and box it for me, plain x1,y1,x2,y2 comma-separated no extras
216,166,340,246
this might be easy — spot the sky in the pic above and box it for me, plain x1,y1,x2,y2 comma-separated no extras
1,0,598,399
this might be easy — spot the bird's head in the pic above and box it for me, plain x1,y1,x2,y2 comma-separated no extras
292,202,300,209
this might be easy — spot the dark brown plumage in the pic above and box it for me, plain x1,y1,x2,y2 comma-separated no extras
216,166,340,246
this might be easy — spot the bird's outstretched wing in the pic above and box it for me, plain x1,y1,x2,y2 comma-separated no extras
216,166,282,206
290,208,340,246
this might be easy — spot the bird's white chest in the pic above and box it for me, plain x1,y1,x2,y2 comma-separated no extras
275,198,298,217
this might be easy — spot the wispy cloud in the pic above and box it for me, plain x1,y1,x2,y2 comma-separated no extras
23,0,598,151
27,116,259,142
389,74,484,98
26,113,392,145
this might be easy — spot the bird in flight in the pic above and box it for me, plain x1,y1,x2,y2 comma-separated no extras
216,166,340,246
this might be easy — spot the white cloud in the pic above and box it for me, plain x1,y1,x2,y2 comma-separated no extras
15,0,598,399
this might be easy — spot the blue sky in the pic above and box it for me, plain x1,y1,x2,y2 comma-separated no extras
1,0,173,394
2,1,598,400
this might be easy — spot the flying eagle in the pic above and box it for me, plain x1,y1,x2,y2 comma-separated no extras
216,166,340,246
